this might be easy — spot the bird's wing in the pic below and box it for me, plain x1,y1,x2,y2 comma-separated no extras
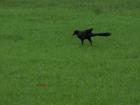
85,28,93,33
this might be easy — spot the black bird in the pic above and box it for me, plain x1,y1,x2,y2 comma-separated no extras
73,28,111,45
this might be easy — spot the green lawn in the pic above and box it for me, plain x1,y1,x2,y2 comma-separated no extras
0,0,140,105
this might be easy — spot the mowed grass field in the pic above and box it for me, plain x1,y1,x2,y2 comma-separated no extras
0,0,140,105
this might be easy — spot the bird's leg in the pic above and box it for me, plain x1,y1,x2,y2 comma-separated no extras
80,39,84,45
88,38,92,46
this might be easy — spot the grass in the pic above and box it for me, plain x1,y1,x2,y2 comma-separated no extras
0,0,140,105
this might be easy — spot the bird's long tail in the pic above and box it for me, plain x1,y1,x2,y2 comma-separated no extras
93,32,111,37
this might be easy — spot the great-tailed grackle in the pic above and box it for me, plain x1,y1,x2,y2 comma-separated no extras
73,28,111,45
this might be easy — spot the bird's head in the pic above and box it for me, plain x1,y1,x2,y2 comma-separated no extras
73,30,79,36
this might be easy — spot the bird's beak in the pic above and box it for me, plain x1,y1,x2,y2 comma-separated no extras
73,32,75,36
